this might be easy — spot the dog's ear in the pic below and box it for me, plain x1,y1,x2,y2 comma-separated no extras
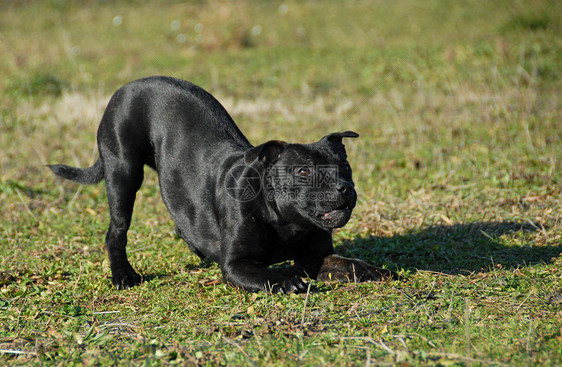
244,140,289,165
322,131,359,144
320,131,358,158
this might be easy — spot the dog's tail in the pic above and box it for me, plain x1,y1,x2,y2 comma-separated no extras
47,158,104,184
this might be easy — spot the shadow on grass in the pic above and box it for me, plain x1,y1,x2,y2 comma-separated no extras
336,221,560,274
141,274,171,283
136,221,558,290
140,261,216,282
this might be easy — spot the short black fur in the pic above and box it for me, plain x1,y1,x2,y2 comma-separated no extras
49,76,396,293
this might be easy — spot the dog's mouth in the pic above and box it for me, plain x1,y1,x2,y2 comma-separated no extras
309,204,352,228
320,204,351,218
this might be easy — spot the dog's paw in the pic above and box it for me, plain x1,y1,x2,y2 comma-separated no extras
316,255,398,283
356,265,398,282
317,266,396,282
270,278,308,294
112,268,142,290
316,269,349,282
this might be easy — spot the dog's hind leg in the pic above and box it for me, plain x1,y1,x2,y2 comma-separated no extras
103,160,144,290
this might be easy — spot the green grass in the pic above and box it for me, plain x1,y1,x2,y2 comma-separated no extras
1,0,561,365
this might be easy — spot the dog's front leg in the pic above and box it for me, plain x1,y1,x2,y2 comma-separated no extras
221,259,307,294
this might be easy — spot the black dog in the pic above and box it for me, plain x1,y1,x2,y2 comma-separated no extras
49,76,396,293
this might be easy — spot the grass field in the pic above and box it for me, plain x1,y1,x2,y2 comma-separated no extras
1,0,561,365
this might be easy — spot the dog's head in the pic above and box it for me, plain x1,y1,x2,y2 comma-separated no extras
244,131,358,230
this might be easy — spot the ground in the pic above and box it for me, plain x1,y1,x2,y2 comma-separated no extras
0,0,561,365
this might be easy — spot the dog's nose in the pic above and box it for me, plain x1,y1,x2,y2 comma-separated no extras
336,182,354,196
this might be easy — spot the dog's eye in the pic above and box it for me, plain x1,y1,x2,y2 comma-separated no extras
297,167,311,176
342,163,351,173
